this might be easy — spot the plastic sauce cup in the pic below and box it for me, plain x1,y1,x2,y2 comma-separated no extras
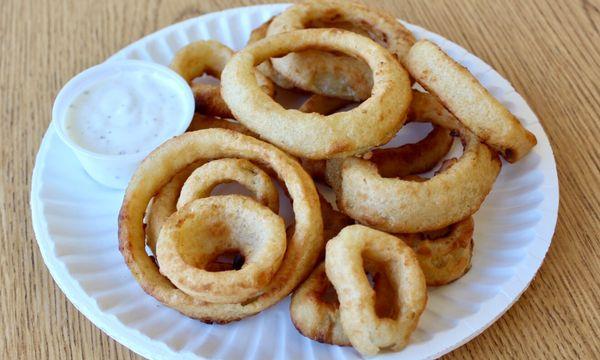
52,60,194,189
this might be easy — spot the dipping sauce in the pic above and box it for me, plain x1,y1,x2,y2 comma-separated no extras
64,70,186,156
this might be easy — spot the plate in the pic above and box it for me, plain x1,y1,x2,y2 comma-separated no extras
31,4,559,359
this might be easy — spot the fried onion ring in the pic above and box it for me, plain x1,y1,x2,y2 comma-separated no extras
267,0,415,101
369,124,453,178
249,17,353,127
328,91,501,233
325,225,427,355
176,158,279,212
170,40,274,118
222,28,412,159
406,40,537,162
156,195,286,303
290,263,350,346
399,216,474,286
119,129,323,323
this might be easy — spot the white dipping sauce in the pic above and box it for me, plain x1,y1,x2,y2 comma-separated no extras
65,70,185,155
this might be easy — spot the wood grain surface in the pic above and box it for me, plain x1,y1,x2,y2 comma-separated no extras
1,0,599,358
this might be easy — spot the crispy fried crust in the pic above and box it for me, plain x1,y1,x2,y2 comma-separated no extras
222,28,412,159
119,129,323,323
328,91,501,233
406,40,536,162
325,225,427,356
290,263,350,346
156,195,286,303
370,124,453,178
399,217,474,286
267,0,415,101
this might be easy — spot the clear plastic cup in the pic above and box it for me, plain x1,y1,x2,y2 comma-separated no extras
52,60,194,189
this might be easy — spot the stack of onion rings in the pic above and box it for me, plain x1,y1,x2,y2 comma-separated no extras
118,1,538,354
119,129,323,323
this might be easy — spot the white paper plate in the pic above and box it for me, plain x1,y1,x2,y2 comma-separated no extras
31,4,558,359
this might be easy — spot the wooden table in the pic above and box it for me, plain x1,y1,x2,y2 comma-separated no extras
2,0,599,358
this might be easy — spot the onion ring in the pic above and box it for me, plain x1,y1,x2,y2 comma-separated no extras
170,40,274,118
406,40,537,162
176,158,279,212
369,124,453,178
119,128,323,323
267,0,415,101
221,28,412,159
156,195,286,303
290,263,349,346
325,225,427,355
249,17,353,127
399,216,474,286
328,91,501,233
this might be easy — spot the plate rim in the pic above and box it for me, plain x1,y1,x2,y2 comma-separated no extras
30,3,559,360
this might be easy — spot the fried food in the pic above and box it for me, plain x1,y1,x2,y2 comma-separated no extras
170,40,274,118
325,225,427,356
249,17,353,125
119,128,323,323
156,195,286,303
116,2,540,352
176,158,279,212
290,263,350,346
328,91,501,233
406,40,537,162
370,124,453,178
267,0,415,101
221,28,412,159
399,217,474,286
299,94,453,180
